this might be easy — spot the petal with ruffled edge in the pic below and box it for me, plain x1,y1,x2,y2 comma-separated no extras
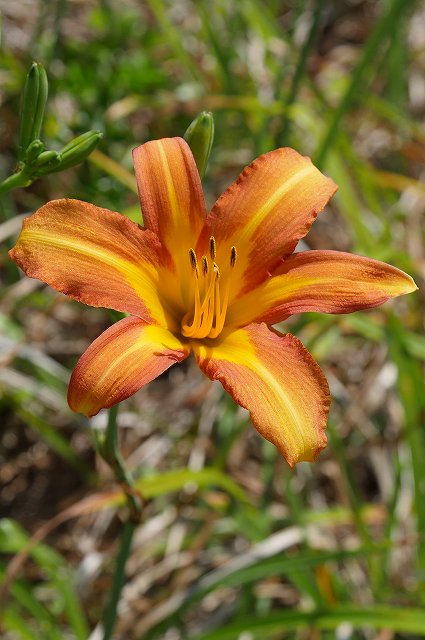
227,250,418,327
9,199,174,328
68,316,190,417
194,323,329,467
198,148,337,300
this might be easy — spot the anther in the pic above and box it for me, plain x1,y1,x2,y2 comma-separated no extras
189,248,199,278
213,262,220,279
230,246,237,268
209,236,216,260
189,248,198,270
202,256,208,276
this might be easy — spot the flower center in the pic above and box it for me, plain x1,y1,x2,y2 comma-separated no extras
181,236,237,340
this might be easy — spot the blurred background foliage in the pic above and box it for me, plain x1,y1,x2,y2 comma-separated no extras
1,0,425,638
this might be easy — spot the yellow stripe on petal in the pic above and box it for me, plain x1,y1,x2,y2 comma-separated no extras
68,317,190,417
157,142,181,226
241,163,318,240
133,137,207,267
227,250,418,327
9,199,173,328
194,324,329,466
201,148,337,300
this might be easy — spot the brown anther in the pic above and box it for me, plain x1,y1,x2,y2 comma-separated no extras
189,248,198,270
189,248,199,278
230,246,237,267
202,256,208,276
209,236,217,260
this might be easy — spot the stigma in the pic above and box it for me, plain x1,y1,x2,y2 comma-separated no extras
181,237,237,339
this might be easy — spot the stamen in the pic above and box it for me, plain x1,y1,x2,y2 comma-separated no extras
209,236,216,260
230,246,237,267
189,248,198,271
197,269,216,336
202,255,208,276
209,263,230,339
181,269,202,337
182,241,237,340
199,268,217,316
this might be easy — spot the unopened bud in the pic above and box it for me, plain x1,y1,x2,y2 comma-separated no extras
184,111,214,179
24,139,44,165
18,62,48,161
33,150,61,175
50,130,103,172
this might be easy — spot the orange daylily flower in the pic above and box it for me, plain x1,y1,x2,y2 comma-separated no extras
10,138,417,466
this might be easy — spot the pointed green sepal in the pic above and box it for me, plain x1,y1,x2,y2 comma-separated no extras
184,111,214,179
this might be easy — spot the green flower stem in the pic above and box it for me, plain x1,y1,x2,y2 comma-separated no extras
0,170,32,196
97,405,144,640
102,519,136,640
102,404,143,522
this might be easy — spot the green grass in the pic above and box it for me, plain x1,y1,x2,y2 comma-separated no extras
1,1,424,638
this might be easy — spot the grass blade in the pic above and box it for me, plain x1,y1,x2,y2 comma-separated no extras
194,604,425,639
315,0,410,167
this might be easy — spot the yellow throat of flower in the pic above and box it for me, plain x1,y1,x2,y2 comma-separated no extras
181,236,237,340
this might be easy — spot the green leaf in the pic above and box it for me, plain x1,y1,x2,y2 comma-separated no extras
0,519,89,640
195,605,425,639
135,467,249,504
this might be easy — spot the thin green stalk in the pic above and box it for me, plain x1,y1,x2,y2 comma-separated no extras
98,405,144,640
327,420,381,595
375,451,402,592
387,313,425,572
102,520,136,640
199,1,235,95
315,0,409,167
145,0,206,85
282,467,329,606
276,0,323,146
328,421,370,542
102,405,143,522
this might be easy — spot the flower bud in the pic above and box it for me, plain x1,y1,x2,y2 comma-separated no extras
49,130,103,172
184,111,214,179
24,139,45,165
33,150,61,175
18,62,49,161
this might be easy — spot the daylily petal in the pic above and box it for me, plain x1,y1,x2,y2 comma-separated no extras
9,199,173,327
68,316,190,417
133,137,207,266
194,323,329,466
227,250,418,327
199,148,337,299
